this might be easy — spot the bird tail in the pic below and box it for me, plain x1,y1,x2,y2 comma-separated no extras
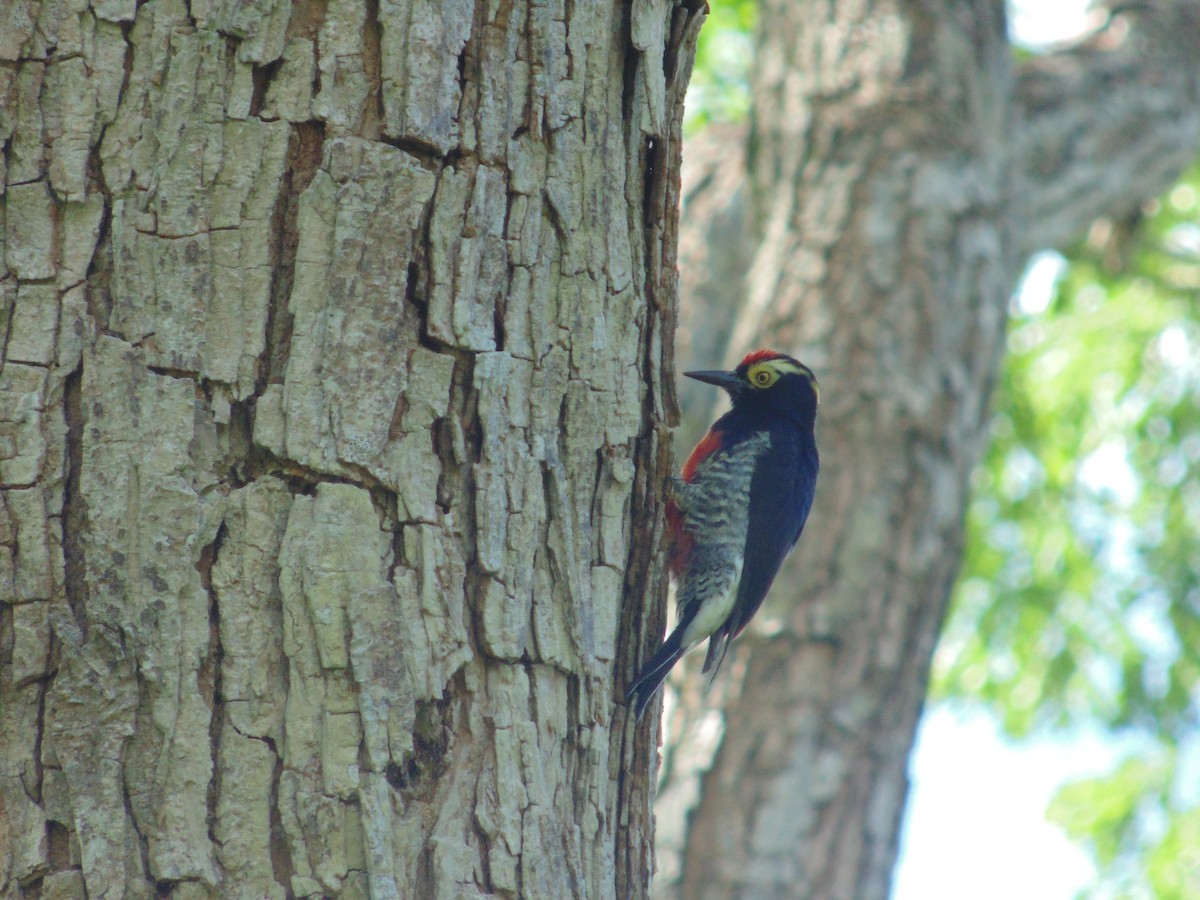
626,628,686,720
700,626,732,682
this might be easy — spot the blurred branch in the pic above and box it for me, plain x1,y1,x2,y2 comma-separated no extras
1015,0,1200,255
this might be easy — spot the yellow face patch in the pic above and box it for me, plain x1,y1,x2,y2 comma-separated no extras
745,359,819,400
746,362,781,389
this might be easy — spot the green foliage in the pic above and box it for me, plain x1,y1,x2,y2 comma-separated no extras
685,0,756,132
1048,748,1200,899
1148,805,1200,898
936,162,1200,892
1048,753,1168,868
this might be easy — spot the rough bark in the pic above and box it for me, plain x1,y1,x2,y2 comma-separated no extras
0,1,704,898
659,2,1200,898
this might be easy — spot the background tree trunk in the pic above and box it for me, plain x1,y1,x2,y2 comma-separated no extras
659,2,1200,898
0,1,704,897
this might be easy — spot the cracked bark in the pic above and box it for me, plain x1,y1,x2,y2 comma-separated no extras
661,2,1200,899
0,1,704,897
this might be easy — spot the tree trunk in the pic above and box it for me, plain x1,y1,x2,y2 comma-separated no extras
0,1,703,897
661,2,1200,898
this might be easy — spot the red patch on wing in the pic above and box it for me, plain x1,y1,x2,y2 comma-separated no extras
666,499,690,575
740,348,786,368
668,428,726,575
681,428,725,483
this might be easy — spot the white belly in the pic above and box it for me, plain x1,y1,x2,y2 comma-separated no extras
681,556,743,649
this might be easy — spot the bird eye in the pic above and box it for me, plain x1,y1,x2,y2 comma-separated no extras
750,366,777,388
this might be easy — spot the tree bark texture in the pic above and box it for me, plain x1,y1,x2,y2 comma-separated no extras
658,2,1200,898
0,1,704,897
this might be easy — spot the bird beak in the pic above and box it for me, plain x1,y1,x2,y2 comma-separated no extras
685,369,744,394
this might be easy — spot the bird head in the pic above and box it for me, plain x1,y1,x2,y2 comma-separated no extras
685,349,819,423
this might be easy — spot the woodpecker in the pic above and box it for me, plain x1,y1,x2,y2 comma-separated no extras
628,349,820,719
